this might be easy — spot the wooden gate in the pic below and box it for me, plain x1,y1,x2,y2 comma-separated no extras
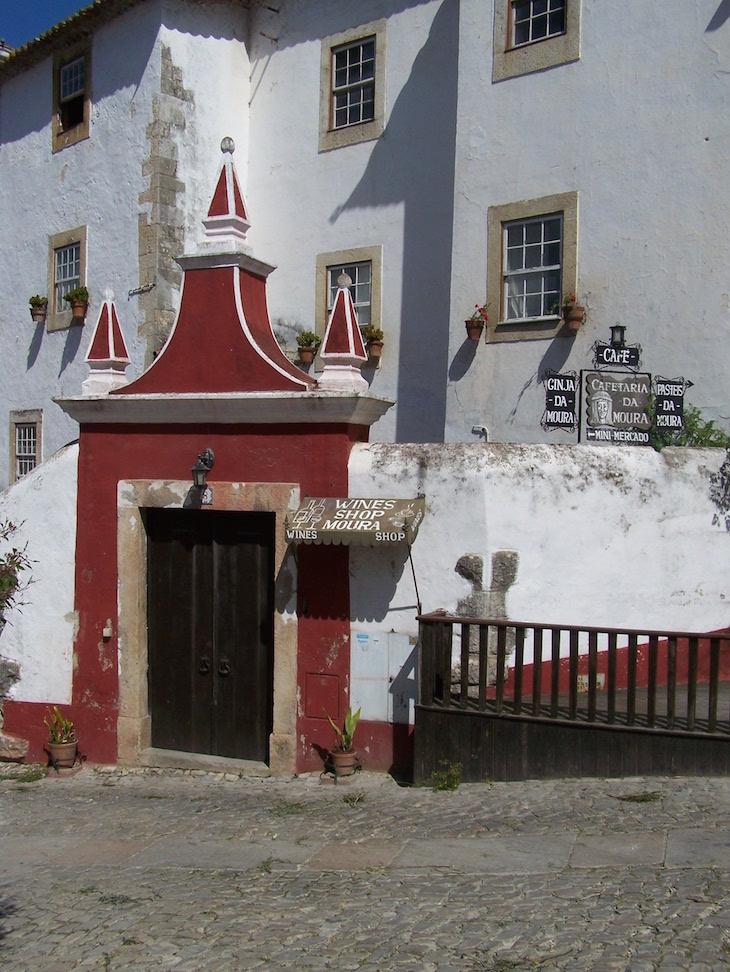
414,612,730,782
146,509,274,762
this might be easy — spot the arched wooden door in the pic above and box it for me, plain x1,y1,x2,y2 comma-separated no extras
146,509,274,762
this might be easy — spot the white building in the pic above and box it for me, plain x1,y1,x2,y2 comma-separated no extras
0,0,727,488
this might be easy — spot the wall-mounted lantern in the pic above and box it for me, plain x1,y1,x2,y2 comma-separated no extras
610,324,626,349
191,448,215,490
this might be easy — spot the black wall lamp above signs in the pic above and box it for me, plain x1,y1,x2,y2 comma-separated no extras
191,448,215,490
610,324,626,349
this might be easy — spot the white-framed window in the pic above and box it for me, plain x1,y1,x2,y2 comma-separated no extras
9,410,42,484
332,39,376,130
54,241,81,313
486,192,578,343
512,0,566,47
493,0,581,82
503,214,562,321
327,261,372,327
319,20,386,153
47,225,87,331
53,42,90,151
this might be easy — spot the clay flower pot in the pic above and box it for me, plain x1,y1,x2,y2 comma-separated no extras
564,304,585,332
367,339,384,361
70,300,88,321
47,739,78,769
298,346,316,364
30,306,47,324
465,319,485,342
330,748,357,777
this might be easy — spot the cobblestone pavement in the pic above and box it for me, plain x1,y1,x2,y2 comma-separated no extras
1,765,730,971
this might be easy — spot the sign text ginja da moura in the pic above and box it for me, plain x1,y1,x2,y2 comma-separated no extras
285,497,425,545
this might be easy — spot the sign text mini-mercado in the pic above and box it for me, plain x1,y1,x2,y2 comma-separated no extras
285,497,426,546
542,371,578,431
654,376,693,430
584,371,652,445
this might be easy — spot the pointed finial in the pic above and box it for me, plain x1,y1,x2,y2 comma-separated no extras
103,288,114,302
221,136,235,154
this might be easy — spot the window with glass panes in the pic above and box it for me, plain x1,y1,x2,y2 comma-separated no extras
328,262,372,326
54,242,81,312
503,214,562,320
512,0,566,47
332,38,375,129
59,56,85,131
15,424,37,479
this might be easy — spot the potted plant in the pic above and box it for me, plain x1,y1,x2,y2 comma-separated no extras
465,304,488,341
63,285,89,321
296,330,321,364
44,705,77,769
361,324,384,361
28,295,48,323
562,293,585,333
324,705,361,777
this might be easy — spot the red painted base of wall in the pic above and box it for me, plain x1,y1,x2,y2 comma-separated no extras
299,718,414,778
504,629,730,696
3,699,118,765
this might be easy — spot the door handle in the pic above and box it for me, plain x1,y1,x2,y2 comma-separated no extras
198,657,211,675
218,659,231,677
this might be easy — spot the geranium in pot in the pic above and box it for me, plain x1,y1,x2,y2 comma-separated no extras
465,304,488,341
324,705,361,777
45,705,77,769
296,330,321,364
29,295,48,323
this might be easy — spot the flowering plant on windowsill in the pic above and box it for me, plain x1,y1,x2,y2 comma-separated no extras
467,304,488,323
562,292,577,308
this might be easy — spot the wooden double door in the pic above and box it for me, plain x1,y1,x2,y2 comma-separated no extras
146,509,274,762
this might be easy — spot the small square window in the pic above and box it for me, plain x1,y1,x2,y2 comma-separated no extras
328,261,372,327
319,20,386,153
512,0,566,47
503,215,563,321
9,410,42,485
54,242,81,313
53,44,90,151
332,40,376,130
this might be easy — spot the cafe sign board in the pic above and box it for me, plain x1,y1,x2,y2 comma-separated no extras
654,376,692,431
584,371,651,445
285,497,425,546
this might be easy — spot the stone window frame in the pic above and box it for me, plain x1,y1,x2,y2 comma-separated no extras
486,191,578,343
47,225,87,332
9,409,42,484
315,245,383,369
493,0,581,83
52,39,91,152
319,19,387,153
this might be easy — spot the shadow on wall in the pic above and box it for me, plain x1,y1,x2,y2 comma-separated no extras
332,0,460,443
350,545,413,623
707,0,730,31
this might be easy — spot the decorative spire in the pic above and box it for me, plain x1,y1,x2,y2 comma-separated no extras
202,137,251,244
82,290,131,395
317,273,368,392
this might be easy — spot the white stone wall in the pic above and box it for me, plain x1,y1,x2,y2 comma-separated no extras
348,442,730,721
446,0,730,444
0,444,78,704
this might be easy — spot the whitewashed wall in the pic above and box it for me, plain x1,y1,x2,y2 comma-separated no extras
349,442,730,720
0,444,78,704
446,0,730,444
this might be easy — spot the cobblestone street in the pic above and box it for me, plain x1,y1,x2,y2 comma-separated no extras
1,767,729,970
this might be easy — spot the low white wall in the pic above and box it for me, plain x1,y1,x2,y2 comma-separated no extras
0,444,78,704
348,443,730,719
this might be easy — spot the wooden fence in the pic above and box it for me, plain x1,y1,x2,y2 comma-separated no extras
414,612,730,782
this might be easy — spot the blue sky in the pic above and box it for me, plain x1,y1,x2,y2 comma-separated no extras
1,1,91,49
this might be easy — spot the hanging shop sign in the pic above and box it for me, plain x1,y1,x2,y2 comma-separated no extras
583,371,652,445
285,497,425,546
541,371,578,431
592,342,642,371
653,376,693,431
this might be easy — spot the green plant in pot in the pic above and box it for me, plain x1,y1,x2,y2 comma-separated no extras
44,705,78,769
361,324,384,360
296,330,321,364
63,285,89,321
28,295,48,323
324,705,361,777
